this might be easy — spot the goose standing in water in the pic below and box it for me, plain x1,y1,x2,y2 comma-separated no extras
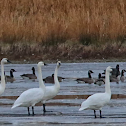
94,73,105,86
6,69,16,83
0,58,11,96
20,67,37,80
111,64,120,77
103,65,120,84
42,61,61,113
43,73,64,83
111,64,120,83
79,66,112,118
120,69,126,82
110,70,120,84
110,76,120,84
76,70,94,84
11,62,46,115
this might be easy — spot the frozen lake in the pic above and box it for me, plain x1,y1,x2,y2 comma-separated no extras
0,62,126,126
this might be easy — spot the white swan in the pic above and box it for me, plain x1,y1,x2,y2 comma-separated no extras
79,66,112,118
0,58,11,95
42,61,61,113
11,62,46,115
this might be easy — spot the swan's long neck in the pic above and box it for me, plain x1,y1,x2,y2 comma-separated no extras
1,62,5,89
54,65,60,90
105,71,111,95
37,66,45,90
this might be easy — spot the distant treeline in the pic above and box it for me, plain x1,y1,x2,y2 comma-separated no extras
1,0,126,46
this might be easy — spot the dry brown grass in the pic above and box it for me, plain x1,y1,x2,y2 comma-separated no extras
1,0,126,45
1,0,126,61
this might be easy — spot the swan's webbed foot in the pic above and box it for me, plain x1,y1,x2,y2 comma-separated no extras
43,104,53,114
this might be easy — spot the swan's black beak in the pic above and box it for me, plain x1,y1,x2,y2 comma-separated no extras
59,63,61,66
7,60,12,63
91,71,93,73
44,63,48,66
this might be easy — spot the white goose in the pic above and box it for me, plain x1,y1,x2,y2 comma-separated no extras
79,66,112,118
11,62,46,115
42,61,61,113
0,58,11,95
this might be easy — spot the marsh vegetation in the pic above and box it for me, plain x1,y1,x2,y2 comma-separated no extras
1,0,126,61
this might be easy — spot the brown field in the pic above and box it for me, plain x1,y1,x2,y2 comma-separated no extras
1,0,126,61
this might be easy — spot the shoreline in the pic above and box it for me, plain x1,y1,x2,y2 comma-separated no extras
11,58,126,64
0,42,126,64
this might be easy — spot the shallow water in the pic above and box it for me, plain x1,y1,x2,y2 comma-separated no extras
0,62,126,126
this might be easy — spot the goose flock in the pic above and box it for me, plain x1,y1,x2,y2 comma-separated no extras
0,58,126,118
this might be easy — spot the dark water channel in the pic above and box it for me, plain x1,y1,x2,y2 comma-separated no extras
0,62,126,126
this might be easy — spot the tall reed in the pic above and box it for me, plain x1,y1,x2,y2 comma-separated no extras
0,0,126,45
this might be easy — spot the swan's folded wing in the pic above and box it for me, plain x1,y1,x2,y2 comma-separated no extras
12,88,44,109
79,93,111,110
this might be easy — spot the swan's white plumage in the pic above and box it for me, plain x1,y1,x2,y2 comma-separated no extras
79,93,110,111
79,66,112,112
11,61,45,110
41,61,61,104
42,85,59,103
11,88,44,109
0,58,11,96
